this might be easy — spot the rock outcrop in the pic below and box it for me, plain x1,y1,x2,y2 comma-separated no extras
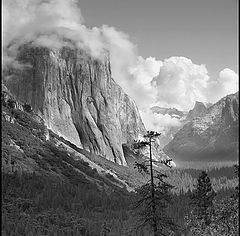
4,45,146,165
186,101,208,121
2,111,15,123
164,92,239,161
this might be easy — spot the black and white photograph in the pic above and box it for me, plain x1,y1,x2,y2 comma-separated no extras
2,0,239,235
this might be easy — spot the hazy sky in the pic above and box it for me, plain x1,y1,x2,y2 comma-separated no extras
79,0,238,79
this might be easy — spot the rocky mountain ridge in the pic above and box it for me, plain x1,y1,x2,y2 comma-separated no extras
164,92,239,161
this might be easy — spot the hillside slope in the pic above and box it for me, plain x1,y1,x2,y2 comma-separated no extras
2,92,131,190
2,94,140,234
164,92,239,161
2,88,151,190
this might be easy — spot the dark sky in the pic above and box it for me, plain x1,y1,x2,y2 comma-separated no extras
79,0,238,79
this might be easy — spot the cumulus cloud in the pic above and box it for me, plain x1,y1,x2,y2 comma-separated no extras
152,57,210,111
149,57,239,111
127,56,162,109
140,110,181,134
129,56,162,84
202,68,239,104
219,68,238,93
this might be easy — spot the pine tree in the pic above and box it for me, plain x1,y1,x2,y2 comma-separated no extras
133,131,177,236
186,166,239,235
190,171,216,225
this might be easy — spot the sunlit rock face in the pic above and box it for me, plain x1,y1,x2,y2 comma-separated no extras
4,45,146,165
164,92,239,161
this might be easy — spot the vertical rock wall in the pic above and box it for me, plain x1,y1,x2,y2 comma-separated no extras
5,46,146,165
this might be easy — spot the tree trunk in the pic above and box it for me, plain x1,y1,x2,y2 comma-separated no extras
149,139,158,235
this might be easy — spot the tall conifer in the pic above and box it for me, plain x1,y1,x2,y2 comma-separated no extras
190,171,216,225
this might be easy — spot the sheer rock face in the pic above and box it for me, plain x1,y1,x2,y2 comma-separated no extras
4,46,146,165
164,92,239,161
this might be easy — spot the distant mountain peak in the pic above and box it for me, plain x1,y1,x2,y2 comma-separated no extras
151,106,185,119
186,101,207,120
164,92,239,161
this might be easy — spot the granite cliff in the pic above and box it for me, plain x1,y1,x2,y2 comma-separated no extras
4,45,146,165
164,92,239,161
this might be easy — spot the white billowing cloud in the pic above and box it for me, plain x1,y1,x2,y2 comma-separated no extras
140,109,181,135
204,68,239,103
219,68,238,94
152,56,210,111
3,0,83,49
151,57,238,112
3,0,83,67
127,56,162,109
129,56,162,84
2,0,137,66
100,25,138,90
